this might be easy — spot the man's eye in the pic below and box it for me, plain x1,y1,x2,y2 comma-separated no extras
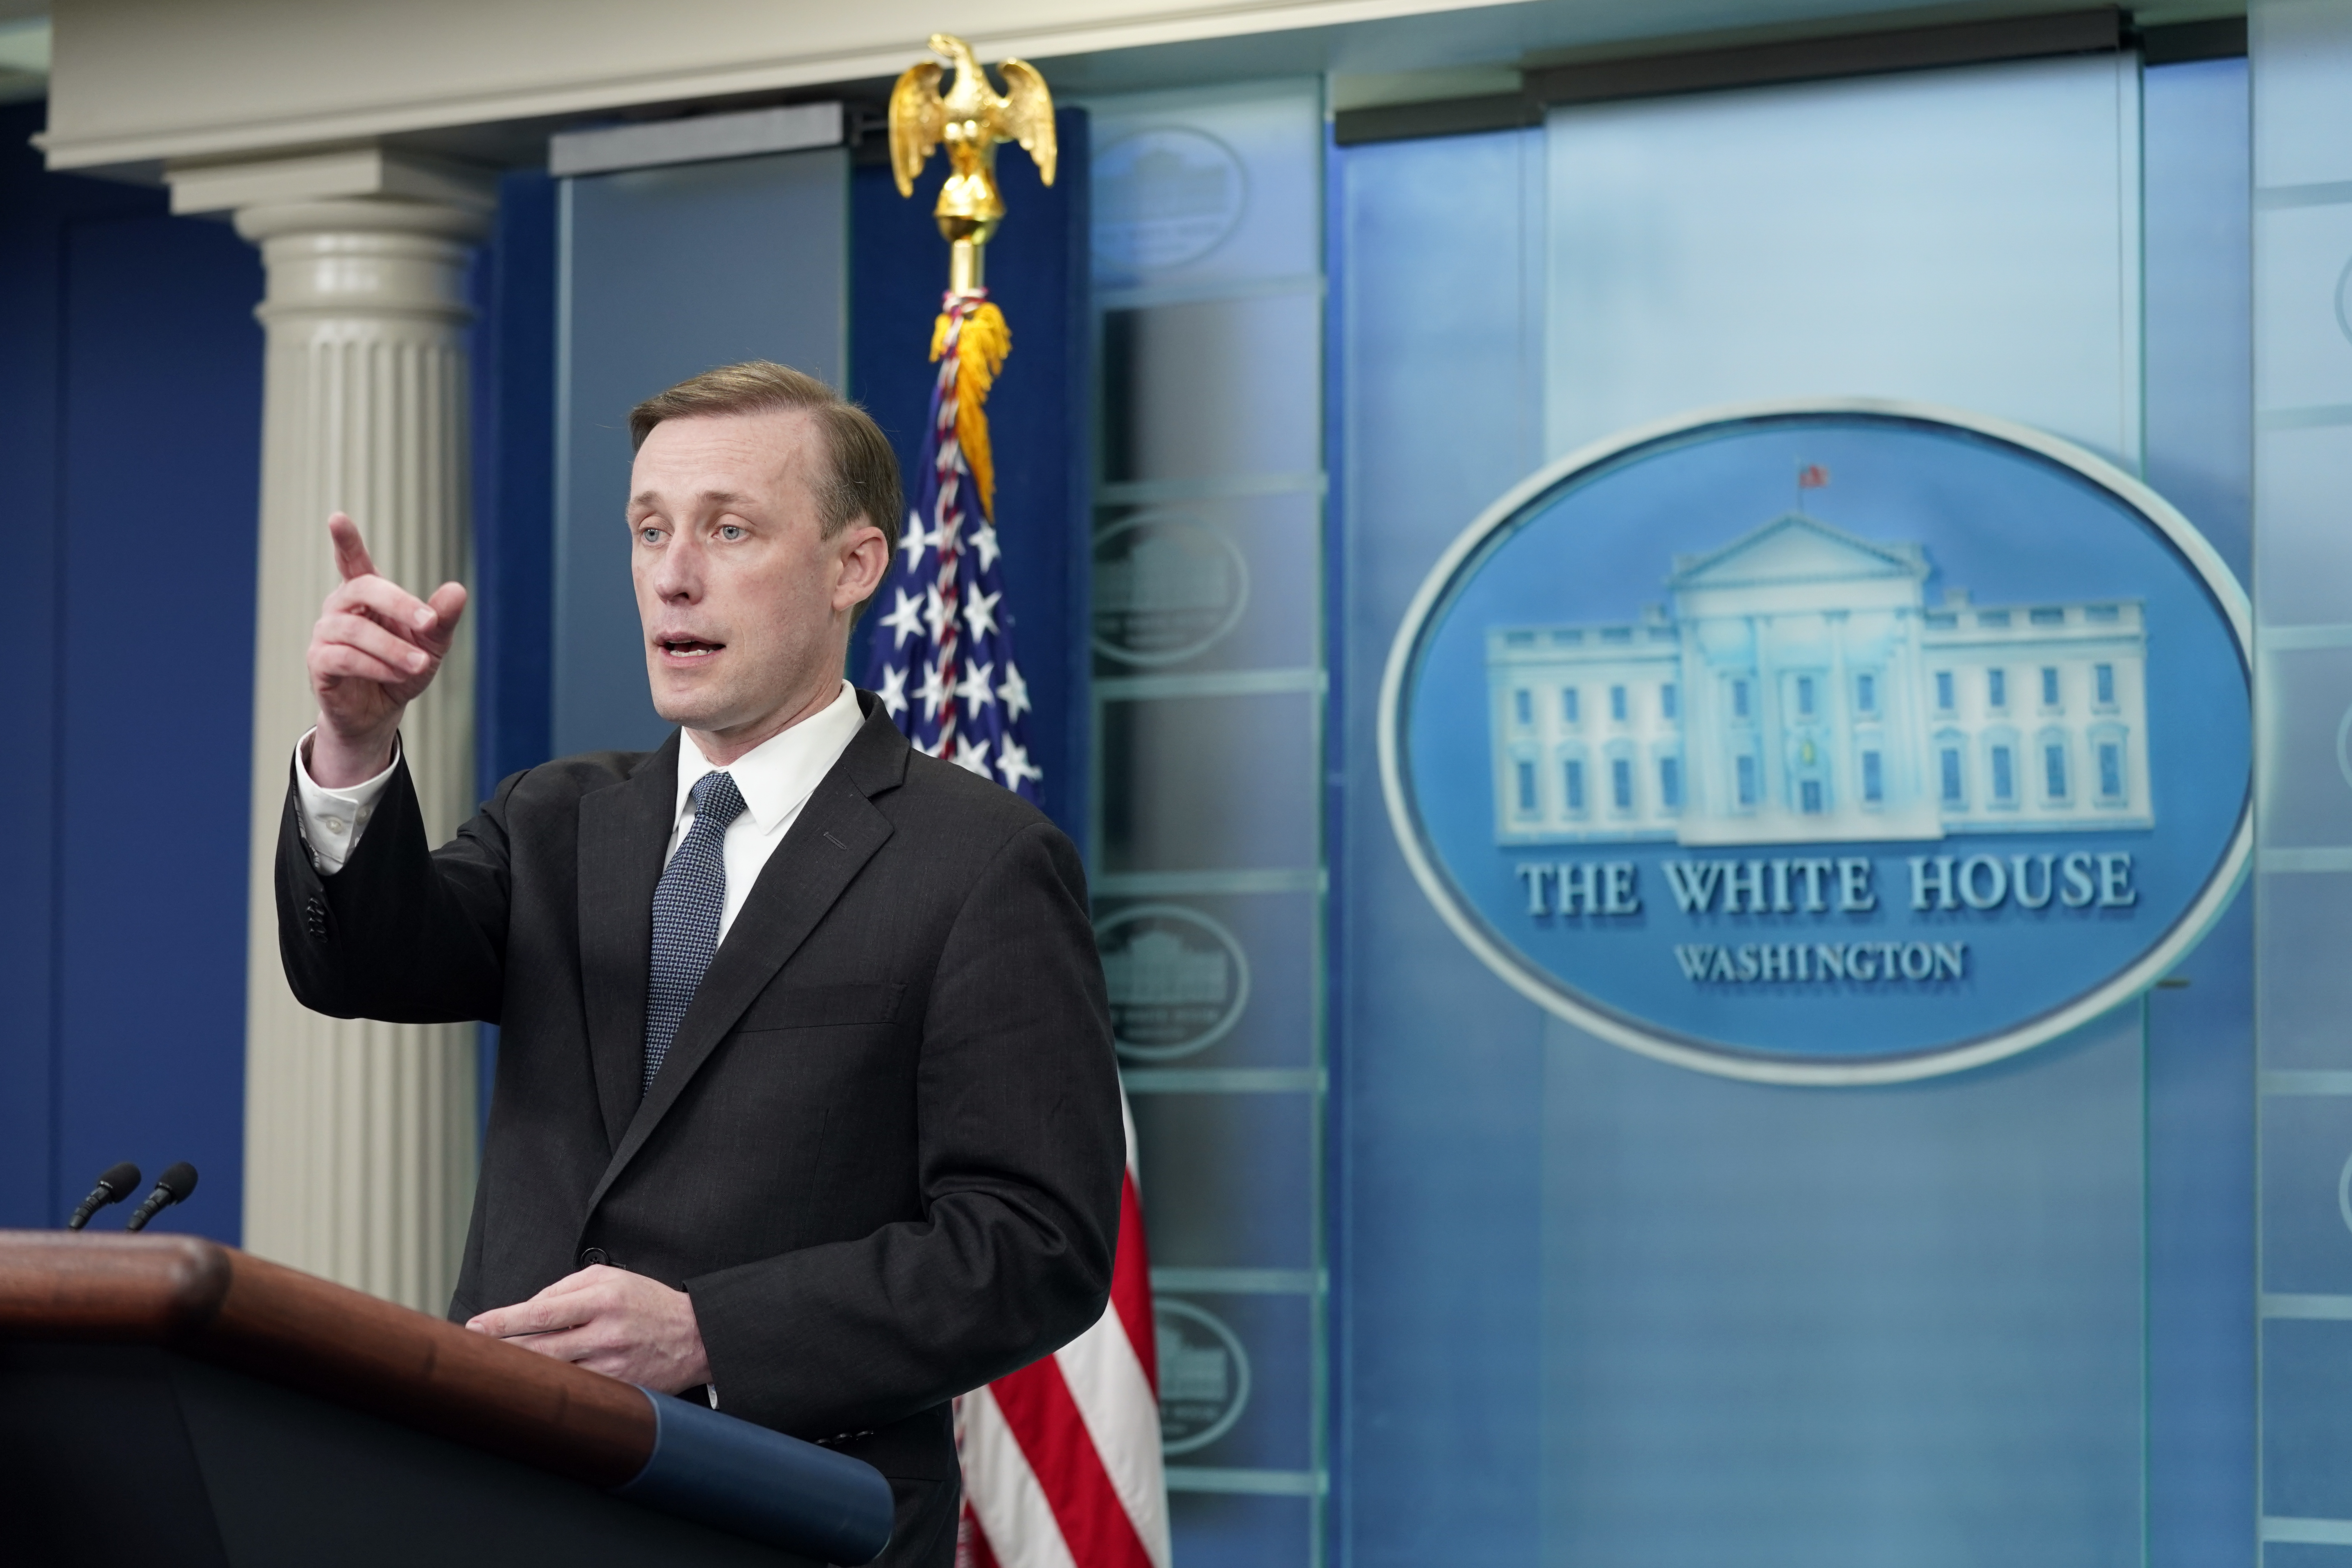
718,525,746,542
638,526,664,544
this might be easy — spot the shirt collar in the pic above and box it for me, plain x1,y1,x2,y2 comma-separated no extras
674,681,863,836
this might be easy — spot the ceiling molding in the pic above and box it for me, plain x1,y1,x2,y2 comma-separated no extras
36,0,1509,172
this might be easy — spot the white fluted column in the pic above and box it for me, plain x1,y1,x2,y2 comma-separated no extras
232,194,487,1310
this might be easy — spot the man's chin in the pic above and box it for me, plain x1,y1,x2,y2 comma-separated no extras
647,680,733,733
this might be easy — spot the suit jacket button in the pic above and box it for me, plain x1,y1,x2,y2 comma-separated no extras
580,1247,610,1267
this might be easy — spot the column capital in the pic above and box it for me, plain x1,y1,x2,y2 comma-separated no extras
233,194,488,330
232,196,490,246
165,143,495,219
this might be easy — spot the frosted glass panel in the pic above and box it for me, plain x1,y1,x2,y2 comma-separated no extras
2252,203,2352,412
2253,0,2352,1544
1098,692,1317,874
2252,426,2352,627
1090,82,1322,295
1546,56,2140,465
2252,0,2352,188
1084,78,1327,1563
1101,294,1322,482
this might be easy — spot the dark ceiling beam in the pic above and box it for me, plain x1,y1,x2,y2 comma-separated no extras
1335,5,2253,148
1522,7,2119,107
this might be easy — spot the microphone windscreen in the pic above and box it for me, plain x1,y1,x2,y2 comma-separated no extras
156,1162,199,1200
99,1161,141,1195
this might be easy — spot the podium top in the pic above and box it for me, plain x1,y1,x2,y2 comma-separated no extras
0,1231,897,1561
0,1230,653,1485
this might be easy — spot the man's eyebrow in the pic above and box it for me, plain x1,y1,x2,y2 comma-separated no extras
629,488,759,509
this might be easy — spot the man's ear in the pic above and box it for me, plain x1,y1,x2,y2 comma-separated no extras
836,520,891,615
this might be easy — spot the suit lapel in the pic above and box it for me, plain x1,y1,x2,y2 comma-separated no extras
576,734,680,1151
583,700,909,1217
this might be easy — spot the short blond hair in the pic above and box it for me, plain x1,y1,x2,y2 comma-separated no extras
629,361,901,539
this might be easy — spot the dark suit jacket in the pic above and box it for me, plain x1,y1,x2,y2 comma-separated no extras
276,692,1123,1545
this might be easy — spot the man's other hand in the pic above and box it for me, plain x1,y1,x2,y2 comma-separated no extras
307,512,468,787
463,1265,714,1393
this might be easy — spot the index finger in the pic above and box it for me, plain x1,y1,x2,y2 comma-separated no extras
328,513,378,583
329,572,436,635
467,1299,584,1338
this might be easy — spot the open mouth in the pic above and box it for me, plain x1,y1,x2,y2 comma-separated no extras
659,638,725,659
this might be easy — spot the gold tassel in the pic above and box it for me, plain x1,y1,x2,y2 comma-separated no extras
931,302,1012,520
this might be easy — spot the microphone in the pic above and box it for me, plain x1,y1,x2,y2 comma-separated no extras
66,1162,142,1231
122,1163,200,1233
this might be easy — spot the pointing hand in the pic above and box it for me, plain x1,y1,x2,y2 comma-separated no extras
305,513,468,788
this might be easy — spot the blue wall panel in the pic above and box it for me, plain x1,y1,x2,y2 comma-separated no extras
54,210,261,1238
475,168,559,800
469,167,560,1128
2141,55,2256,1568
1537,1015,2143,1568
0,101,262,1236
1332,123,1550,1567
0,100,75,1229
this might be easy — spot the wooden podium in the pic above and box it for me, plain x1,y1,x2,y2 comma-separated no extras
0,1232,896,1567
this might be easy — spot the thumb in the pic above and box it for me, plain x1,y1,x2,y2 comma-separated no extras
418,582,470,649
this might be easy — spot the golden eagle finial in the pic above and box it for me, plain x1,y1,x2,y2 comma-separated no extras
888,33,1055,292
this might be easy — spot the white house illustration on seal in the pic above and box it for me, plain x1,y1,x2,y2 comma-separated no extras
1485,513,2152,847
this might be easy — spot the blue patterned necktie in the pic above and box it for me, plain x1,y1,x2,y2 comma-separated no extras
644,770,747,1091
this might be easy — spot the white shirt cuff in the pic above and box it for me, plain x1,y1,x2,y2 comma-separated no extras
294,730,400,875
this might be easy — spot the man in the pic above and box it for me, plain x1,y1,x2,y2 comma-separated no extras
277,360,1123,1566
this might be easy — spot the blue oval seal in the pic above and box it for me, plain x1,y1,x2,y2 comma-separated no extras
1378,400,2250,1085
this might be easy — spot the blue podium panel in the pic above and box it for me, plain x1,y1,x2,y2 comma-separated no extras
553,148,847,757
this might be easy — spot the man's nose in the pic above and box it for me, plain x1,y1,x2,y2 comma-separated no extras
652,537,702,601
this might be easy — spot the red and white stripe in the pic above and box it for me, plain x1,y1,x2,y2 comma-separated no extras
956,1097,1169,1568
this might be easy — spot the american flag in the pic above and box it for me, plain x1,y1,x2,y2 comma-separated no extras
956,1100,1171,1568
864,289,1044,803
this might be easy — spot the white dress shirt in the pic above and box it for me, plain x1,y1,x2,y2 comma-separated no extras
295,681,866,944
